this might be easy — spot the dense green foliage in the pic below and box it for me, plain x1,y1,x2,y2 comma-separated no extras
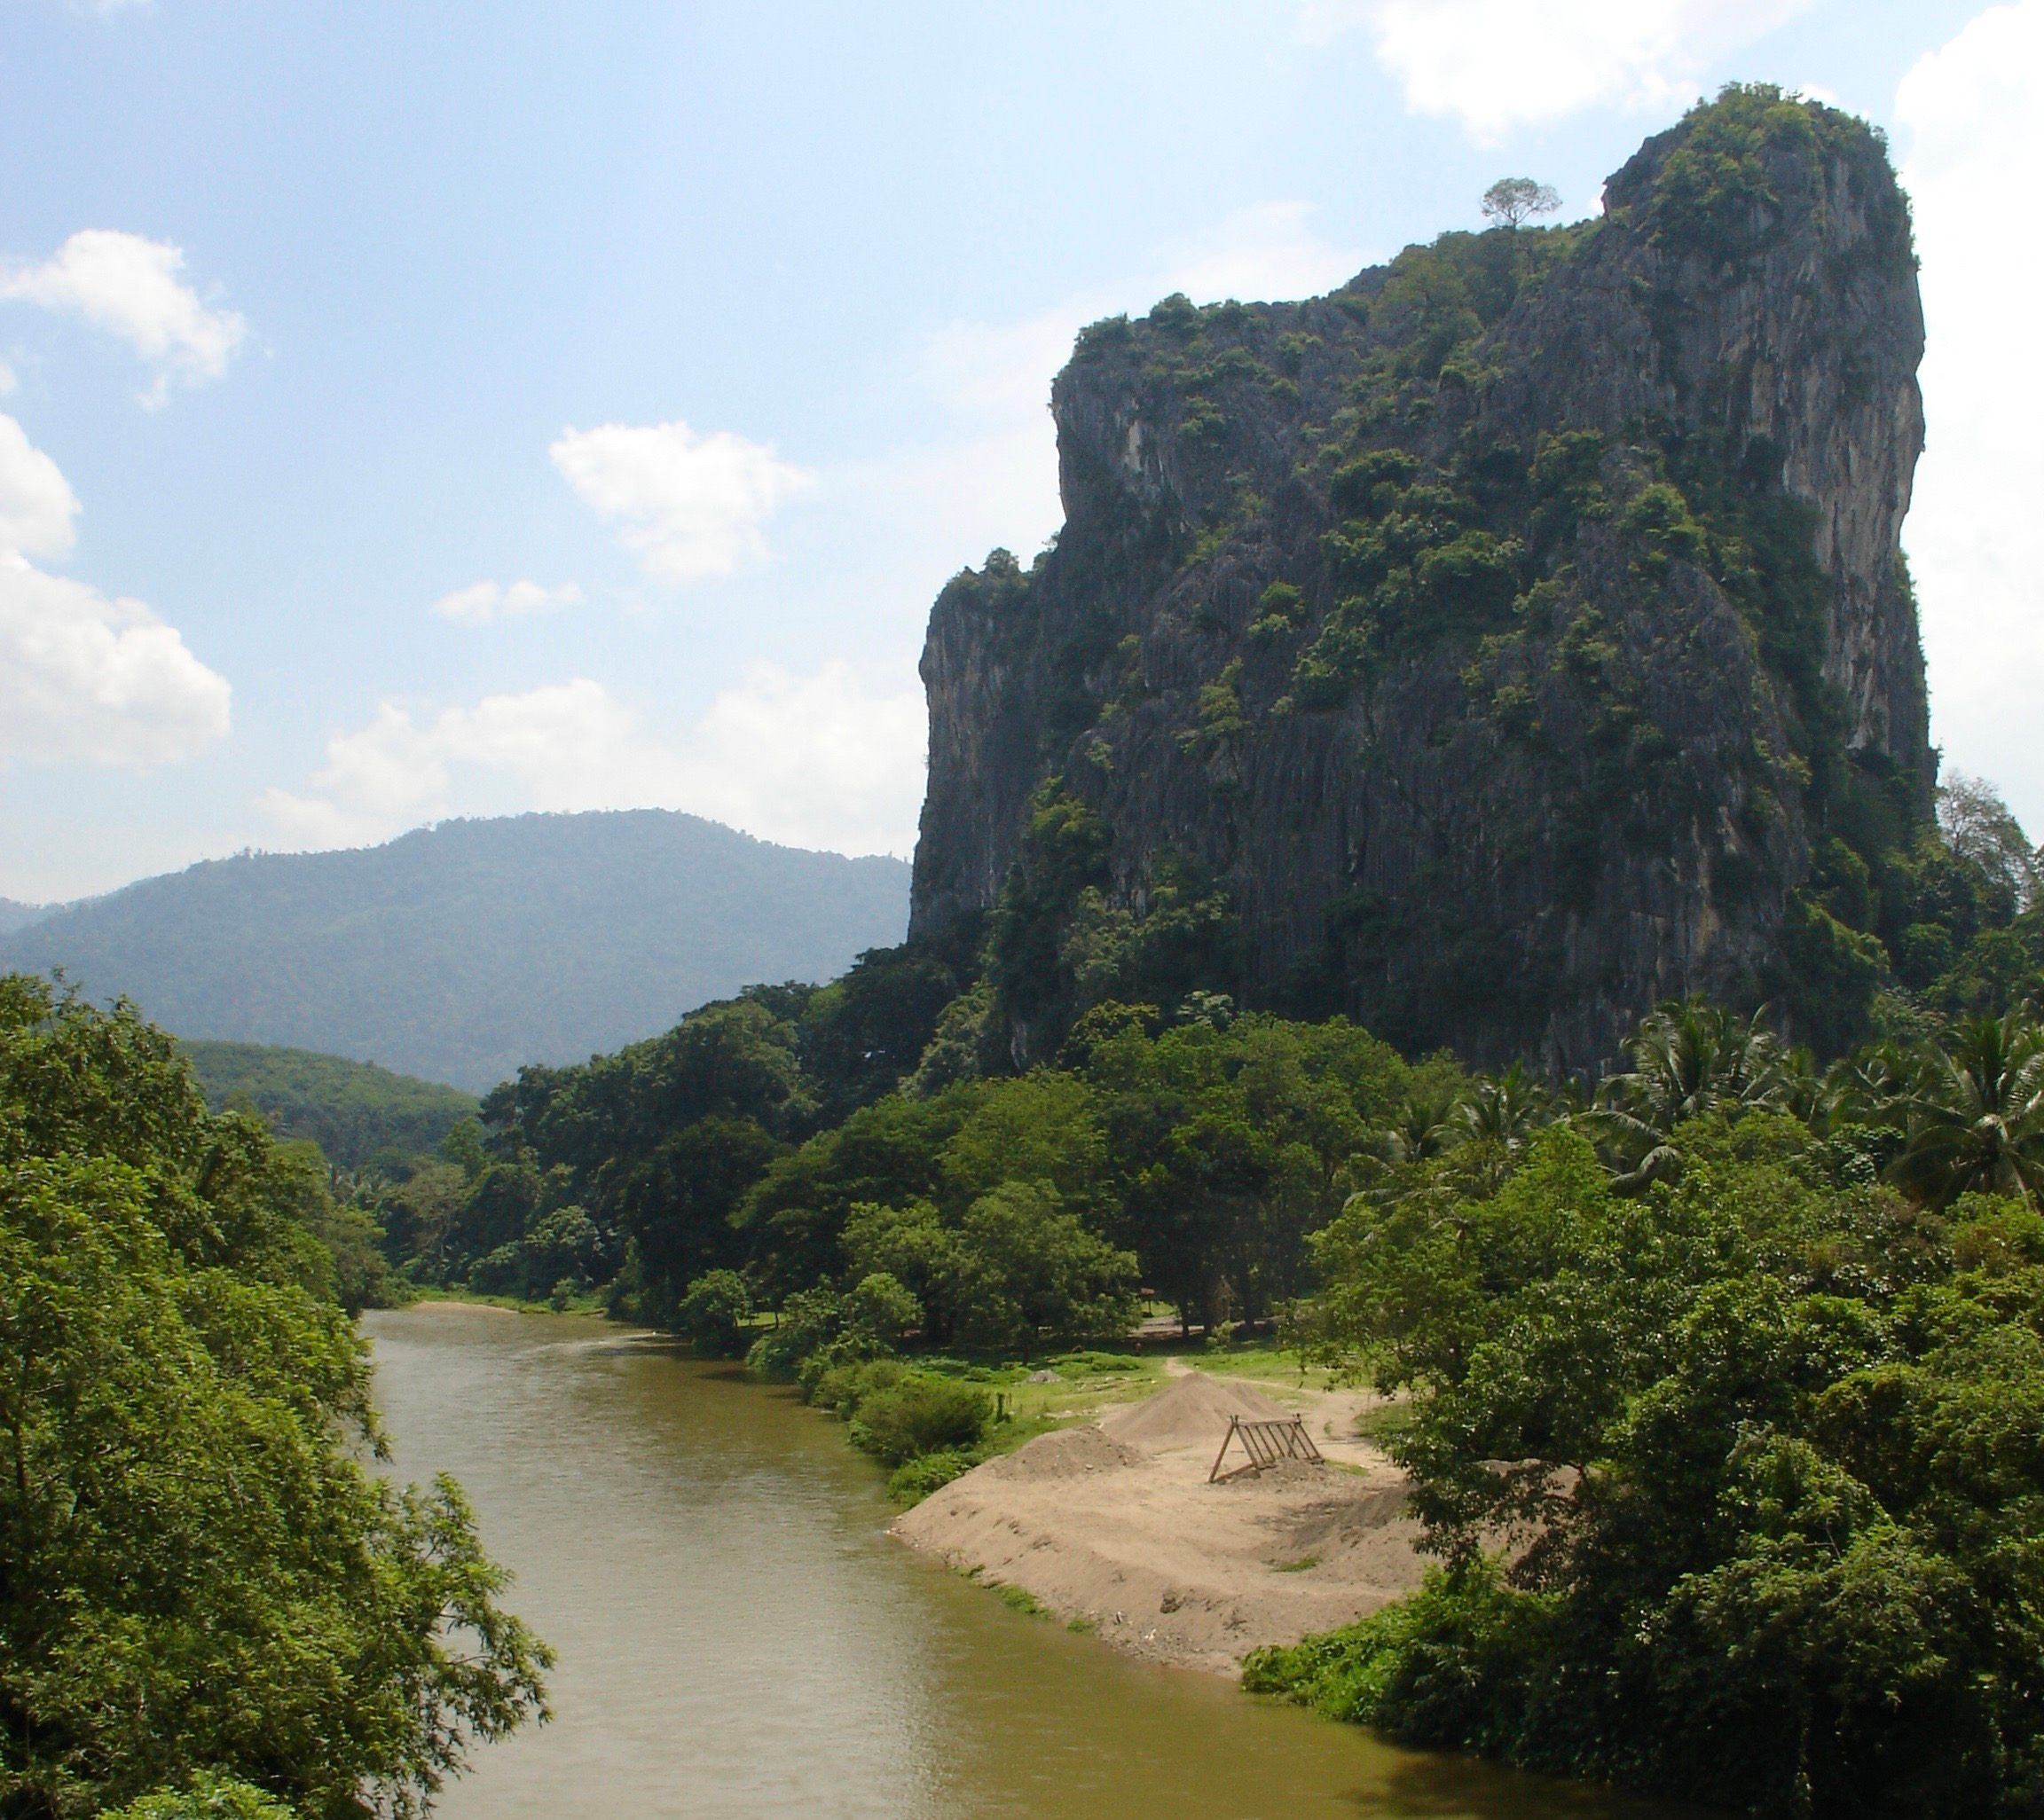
0,977,549,1818
182,1041,478,1173
0,810,910,1092
281,773,2038,1820
811,1361,993,1467
374,969,1427,1339
99,1776,296,1820
1246,1003,2044,1816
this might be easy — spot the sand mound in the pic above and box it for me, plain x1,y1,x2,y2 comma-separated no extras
892,1372,1427,1675
1099,1369,1293,1453
979,1426,1144,1484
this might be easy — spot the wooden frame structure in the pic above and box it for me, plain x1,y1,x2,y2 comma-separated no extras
1207,1414,1325,1482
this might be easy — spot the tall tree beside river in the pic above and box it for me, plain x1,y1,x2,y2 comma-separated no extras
0,976,550,1819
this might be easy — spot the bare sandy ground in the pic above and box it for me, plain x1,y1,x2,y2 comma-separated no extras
890,1367,1429,1675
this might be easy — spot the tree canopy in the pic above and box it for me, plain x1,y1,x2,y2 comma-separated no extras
1479,177,1561,228
1254,1027,2044,1816
0,977,549,1818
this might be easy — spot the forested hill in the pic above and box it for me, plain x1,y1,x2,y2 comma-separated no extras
1,811,910,1091
182,1039,479,1170
0,898,52,937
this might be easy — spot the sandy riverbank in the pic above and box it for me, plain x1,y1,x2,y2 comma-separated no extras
891,1367,1429,1675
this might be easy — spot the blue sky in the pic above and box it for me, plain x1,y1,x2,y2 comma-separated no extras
2,0,2035,900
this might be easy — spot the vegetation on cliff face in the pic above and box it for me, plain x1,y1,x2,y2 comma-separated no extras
0,978,548,1818
910,86,1936,1076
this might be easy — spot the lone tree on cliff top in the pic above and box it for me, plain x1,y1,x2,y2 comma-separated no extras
1482,177,1561,228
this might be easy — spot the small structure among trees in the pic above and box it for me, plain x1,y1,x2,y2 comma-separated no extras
1482,177,1561,228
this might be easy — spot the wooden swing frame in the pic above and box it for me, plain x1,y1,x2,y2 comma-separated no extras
1207,1414,1325,1482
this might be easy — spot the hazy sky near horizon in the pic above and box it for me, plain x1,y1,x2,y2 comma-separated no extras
2,0,2037,901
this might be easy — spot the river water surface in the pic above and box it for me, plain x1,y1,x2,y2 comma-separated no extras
367,1303,1676,1820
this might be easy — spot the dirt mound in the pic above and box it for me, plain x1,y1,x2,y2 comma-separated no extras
1099,1369,1293,1453
979,1426,1144,1484
892,1374,1427,1675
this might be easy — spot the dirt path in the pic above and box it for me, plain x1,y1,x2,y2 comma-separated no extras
891,1369,1428,1675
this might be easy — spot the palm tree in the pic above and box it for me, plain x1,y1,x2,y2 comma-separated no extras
1824,1040,1916,1129
1383,1084,1466,1165
1599,997,1784,1133
1774,1045,1824,1125
1459,1060,1556,1154
1591,997,1786,1188
1889,1011,2044,1210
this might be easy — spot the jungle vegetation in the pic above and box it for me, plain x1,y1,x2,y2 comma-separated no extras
1247,1005,2044,1817
181,1040,479,1173
293,750,2044,1817
0,977,549,1820
10,771,2040,1817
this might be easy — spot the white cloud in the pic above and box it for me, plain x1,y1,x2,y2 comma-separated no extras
550,418,813,585
0,412,230,771
263,663,924,858
429,577,584,624
0,555,232,767
0,231,247,404
1898,0,2044,835
1301,0,1815,141
683,662,924,856
0,359,15,396
0,413,81,560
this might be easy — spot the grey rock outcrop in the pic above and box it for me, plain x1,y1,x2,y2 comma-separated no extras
910,92,1930,1073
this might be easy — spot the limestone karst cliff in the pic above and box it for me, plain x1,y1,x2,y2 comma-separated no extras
909,87,1931,1074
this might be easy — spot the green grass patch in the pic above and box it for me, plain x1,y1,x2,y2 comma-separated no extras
885,1447,980,1504
996,1583,1051,1619
1351,1398,1416,1443
412,1286,606,1317
1274,1556,1320,1573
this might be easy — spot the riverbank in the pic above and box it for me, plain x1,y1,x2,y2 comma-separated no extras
366,1304,1672,1820
892,1366,1429,1675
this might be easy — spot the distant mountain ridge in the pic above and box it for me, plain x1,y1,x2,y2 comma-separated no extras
2,812,911,1091
0,899,54,937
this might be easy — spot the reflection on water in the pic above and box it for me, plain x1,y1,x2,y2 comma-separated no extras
366,1304,1678,1820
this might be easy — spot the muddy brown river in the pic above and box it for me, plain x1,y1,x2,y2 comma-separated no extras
366,1303,1678,1819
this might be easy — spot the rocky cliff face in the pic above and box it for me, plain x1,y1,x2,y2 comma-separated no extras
909,89,1930,1073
